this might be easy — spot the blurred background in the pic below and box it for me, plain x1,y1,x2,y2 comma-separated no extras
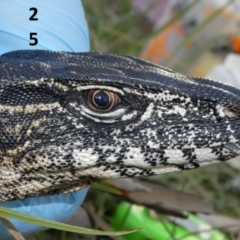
37,0,240,239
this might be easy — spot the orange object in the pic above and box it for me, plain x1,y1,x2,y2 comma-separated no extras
140,23,185,64
231,35,240,54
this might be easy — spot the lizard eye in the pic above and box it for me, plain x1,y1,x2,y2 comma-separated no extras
86,90,120,112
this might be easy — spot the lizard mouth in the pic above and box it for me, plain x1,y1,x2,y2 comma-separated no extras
225,143,240,155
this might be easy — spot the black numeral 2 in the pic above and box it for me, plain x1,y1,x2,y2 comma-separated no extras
29,7,38,21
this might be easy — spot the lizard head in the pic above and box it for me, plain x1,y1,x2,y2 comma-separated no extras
1,50,240,200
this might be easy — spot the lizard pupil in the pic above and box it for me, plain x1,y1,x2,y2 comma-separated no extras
93,91,111,108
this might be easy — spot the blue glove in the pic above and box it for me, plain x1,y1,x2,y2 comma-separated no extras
0,0,90,238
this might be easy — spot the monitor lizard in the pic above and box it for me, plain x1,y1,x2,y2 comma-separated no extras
0,50,240,201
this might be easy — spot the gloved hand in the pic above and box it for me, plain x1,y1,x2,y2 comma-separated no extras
0,0,90,238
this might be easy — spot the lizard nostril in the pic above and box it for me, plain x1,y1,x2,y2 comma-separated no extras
223,107,239,118
216,105,240,118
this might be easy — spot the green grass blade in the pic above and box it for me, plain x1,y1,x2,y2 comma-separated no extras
92,182,130,196
0,207,139,236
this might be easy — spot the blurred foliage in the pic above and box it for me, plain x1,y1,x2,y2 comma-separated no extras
83,0,150,55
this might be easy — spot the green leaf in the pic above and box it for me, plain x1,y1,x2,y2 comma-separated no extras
0,206,139,236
